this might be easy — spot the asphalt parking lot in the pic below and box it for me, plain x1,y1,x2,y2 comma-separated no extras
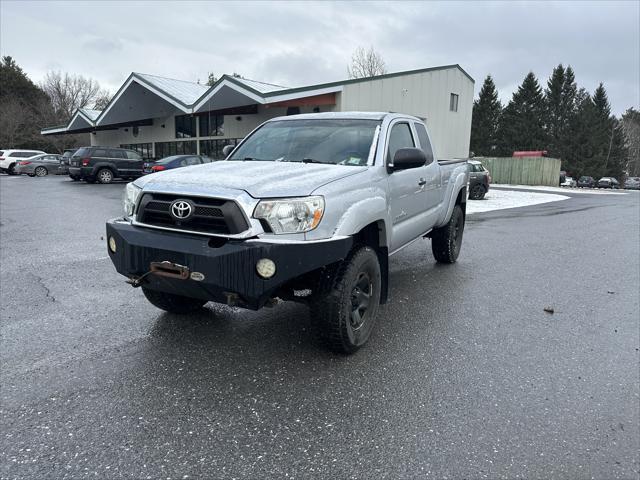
1,175,639,479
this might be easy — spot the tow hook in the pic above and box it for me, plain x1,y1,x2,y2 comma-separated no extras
126,261,190,288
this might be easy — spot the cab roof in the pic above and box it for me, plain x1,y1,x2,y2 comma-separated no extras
267,112,421,122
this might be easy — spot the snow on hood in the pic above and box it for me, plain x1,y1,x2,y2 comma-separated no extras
134,160,368,198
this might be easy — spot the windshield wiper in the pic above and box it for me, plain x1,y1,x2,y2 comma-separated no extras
298,158,334,164
229,157,272,162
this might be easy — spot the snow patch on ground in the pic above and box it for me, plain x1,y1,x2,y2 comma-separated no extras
467,189,569,215
492,184,628,195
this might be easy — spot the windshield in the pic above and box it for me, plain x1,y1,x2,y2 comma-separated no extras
228,119,380,166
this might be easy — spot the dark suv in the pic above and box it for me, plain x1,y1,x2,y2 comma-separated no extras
69,147,144,184
468,159,491,200
577,176,596,188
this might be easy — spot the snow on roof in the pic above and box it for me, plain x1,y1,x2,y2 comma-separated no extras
231,77,289,94
79,108,102,121
135,72,209,105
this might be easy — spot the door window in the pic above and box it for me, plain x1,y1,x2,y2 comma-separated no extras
108,149,125,159
125,150,142,160
179,156,200,167
92,149,108,158
414,123,434,164
387,123,415,165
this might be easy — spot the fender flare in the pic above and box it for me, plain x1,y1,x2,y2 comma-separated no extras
437,171,468,228
91,162,118,177
332,195,389,247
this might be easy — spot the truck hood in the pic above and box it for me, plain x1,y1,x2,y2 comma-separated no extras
134,160,368,198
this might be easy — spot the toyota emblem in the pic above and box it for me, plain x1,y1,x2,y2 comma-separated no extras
170,200,194,220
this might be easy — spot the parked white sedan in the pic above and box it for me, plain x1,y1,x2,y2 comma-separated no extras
561,176,577,187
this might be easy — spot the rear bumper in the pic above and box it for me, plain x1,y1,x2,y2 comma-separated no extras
16,165,36,175
106,219,353,309
69,166,92,177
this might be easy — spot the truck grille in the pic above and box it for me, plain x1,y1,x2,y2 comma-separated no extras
137,193,249,235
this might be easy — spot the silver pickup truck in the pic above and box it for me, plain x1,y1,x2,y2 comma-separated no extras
107,112,469,353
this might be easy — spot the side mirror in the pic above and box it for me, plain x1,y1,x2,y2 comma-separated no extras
391,148,426,171
222,145,235,158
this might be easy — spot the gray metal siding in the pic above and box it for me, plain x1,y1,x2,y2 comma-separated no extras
339,68,473,159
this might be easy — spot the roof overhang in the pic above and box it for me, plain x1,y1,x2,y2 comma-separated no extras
42,64,473,137
96,75,189,126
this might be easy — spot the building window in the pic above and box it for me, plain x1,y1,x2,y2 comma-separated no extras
199,138,241,160
155,141,197,159
199,114,224,137
175,115,197,138
450,93,459,112
120,143,152,159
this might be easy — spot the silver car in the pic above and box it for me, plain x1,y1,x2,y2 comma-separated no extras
16,154,62,177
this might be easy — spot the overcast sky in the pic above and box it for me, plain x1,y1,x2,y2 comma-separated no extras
1,1,638,115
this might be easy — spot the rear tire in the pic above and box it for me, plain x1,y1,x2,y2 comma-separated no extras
142,287,207,314
35,166,48,177
469,184,486,200
7,163,17,175
97,168,114,184
311,246,381,354
431,204,465,263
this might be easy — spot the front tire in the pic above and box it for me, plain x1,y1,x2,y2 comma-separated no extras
35,166,48,177
97,168,114,184
311,246,381,354
431,204,465,263
142,287,207,314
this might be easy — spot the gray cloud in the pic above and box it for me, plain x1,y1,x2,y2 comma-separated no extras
83,37,123,53
0,0,637,115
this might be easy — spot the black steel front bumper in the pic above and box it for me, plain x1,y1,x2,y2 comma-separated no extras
106,219,353,310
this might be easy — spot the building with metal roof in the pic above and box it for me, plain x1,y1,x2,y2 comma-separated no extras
42,64,474,160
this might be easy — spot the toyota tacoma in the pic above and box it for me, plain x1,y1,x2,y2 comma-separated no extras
106,112,469,353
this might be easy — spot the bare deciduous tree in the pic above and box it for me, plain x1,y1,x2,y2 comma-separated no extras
41,71,110,121
347,46,387,79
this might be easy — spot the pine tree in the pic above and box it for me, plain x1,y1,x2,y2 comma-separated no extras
470,75,502,156
564,83,626,179
496,72,547,155
545,64,565,151
564,90,597,177
544,64,578,161
0,56,55,149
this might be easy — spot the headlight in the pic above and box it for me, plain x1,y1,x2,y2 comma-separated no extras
254,196,324,234
123,182,142,217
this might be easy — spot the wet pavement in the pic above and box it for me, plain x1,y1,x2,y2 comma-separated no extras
1,174,639,479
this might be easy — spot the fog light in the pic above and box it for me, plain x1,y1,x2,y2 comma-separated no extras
256,258,276,279
108,236,117,254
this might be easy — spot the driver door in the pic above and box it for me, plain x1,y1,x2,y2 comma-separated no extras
386,121,429,252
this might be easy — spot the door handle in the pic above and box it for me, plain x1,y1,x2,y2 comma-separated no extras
418,178,427,186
